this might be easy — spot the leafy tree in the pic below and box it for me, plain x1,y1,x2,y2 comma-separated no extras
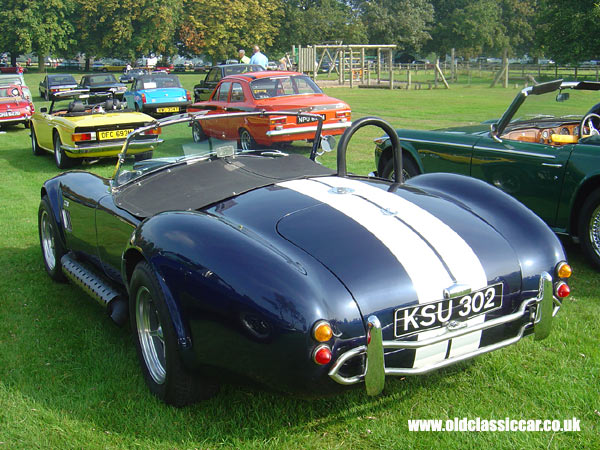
272,0,367,53
71,0,182,69
427,0,536,59
0,0,73,68
536,0,600,64
178,0,283,61
353,0,434,53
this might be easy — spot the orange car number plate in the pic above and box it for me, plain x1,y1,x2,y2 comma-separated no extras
98,129,133,140
156,106,179,113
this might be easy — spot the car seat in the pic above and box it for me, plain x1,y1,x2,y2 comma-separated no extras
68,100,85,113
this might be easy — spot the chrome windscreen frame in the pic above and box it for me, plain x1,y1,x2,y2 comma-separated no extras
329,272,561,395
110,110,329,186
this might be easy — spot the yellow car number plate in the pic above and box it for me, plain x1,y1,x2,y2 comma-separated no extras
156,106,180,113
98,129,134,140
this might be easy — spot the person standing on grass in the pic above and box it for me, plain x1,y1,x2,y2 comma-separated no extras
238,49,250,64
249,46,268,69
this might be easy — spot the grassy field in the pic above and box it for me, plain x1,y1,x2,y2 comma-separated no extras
0,72,598,449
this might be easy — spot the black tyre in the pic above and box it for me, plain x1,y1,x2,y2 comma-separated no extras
31,126,43,156
381,155,420,181
24,120,30,129
578,189,600,269
38,196,66,282
129,261,218,406
53,132,77,169
192,121,206,143
239,128,257,151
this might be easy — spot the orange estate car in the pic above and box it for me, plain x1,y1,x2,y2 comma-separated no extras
187,71,352,149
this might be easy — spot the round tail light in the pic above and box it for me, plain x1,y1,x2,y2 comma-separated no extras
555,282,570,298
313,345,332,365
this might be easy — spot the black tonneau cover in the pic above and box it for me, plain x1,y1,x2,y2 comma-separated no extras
114,153,334,217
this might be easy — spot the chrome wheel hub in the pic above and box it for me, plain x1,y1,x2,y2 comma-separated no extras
240,131,251,150
40,210,56,270
136,286,166,384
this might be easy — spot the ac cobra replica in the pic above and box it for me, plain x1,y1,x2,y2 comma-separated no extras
37,113,571,406
30,89,162,169
373,79,600,270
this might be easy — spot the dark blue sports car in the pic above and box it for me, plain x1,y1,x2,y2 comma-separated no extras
37,113,571,405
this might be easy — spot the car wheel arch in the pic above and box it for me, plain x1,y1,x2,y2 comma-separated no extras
569,175,600,236
122,243,192,351
379,142,422,177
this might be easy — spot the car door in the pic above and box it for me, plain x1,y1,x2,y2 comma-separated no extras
470,135,571,227
204,81,232,137
123,78,136,109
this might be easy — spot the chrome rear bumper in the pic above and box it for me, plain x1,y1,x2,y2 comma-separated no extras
265,121,352,136
329,272,560,395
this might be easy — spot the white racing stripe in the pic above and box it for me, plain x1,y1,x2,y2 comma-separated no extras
279,177,490,368
278,178,453,302
319,177,489,366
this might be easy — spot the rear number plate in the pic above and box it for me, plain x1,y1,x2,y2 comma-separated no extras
98,128,133,140
156,106,179,113
297,113,325,124
394,283,503,337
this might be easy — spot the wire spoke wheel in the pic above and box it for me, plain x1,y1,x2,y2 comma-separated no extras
588,204,600,258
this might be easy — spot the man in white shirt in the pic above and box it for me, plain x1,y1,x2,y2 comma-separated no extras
249,46,268,69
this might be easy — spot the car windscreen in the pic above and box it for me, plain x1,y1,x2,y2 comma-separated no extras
49,75,76,85
88,74,118,85
511,88,597,123
139,75,181,89
250,75,322,99
112,112,325,188
224,65,264,76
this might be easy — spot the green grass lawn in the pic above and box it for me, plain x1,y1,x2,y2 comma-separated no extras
0,72,598,449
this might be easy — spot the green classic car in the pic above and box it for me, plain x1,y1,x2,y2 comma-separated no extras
374,80,600,269
31,89,162,169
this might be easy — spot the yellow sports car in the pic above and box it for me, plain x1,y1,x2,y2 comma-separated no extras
31,89,162,169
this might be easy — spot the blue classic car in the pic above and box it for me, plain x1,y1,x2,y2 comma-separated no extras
37,113,571,406
123,73,191,116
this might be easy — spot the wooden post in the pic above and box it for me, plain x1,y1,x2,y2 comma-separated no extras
349,47,354,88
361,48,365,84
389,49,394,89
377,48,381,84
502,49,509,88
451,48,455,81
435,60,450,89
407,70,411,90
312,46,317,80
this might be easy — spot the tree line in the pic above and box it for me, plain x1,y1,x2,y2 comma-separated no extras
0,0,597,68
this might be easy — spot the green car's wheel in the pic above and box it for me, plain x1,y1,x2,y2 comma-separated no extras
54,132,78,169
129,261,218,406
382,156,419,182
38,196,66,282
579,189,600,269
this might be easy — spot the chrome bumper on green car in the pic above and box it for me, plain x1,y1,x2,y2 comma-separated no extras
329,272,560,396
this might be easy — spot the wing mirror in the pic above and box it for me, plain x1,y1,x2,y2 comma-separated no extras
556,92,569,102
320,135,336,153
